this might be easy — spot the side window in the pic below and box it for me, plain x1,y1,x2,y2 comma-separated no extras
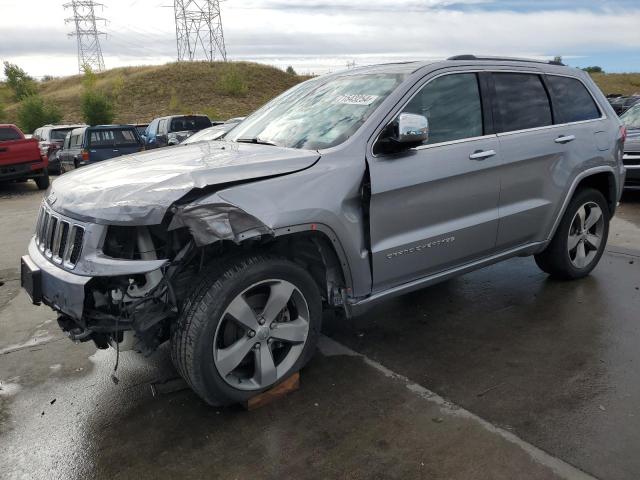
546,75,601,123
64,133,71,149
492,73,552,133
71,134,82,147
34,129,40,140
158,119,167,135
402,73,483,145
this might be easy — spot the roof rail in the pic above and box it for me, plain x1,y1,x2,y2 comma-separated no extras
447,54,565,66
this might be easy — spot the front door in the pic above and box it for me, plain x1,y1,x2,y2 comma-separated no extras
368,72,501,292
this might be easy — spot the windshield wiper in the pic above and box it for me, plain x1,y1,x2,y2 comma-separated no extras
236,137,277,146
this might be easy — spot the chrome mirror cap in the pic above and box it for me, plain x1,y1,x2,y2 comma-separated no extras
395,113,429,144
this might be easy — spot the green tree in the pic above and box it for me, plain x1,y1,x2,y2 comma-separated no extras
3,61,37,101
553,55,563,64
17,95,62,133
81,90,114,125
583,66,604,74
80,65,115,125
286,65,297,75
219,64,248,97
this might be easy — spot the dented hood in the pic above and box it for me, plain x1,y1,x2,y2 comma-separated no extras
48,141,320,224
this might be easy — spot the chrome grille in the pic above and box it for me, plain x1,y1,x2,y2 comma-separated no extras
35,205,85,268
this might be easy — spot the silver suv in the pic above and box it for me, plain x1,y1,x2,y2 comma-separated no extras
21,56,626,406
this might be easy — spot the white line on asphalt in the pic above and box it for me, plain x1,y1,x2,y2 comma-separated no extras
318,335,599,480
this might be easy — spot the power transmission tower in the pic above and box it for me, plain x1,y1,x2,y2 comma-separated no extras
174,0,227,62
64,1,107,73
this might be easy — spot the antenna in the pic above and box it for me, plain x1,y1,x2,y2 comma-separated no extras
174,0,227,62
64,1,107,73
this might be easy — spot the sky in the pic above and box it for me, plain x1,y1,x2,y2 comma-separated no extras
0,0,639,79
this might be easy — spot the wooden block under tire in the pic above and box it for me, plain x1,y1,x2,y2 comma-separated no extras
243,372,300,410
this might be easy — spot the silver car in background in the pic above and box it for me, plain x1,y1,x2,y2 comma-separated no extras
21,55,625,406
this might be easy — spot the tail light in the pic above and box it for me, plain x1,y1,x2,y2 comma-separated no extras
81,150,90,161
620,126,627,144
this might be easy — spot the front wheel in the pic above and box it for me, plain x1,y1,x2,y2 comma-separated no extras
34,170,50,190
535,188,610,279
171,255,322,406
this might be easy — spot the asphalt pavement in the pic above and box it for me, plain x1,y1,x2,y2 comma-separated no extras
1,179,640,480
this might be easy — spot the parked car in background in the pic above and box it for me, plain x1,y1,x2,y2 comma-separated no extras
134,123,148,137
21,57,625,407
58,125,143,172
143,114,212,149
621,104,640,188
0,124,49,189
180,117,244,145
610,96,640,116
33,124,86,174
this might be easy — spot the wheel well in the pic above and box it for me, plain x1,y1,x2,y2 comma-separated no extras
267,231,347,307
575,172,617,214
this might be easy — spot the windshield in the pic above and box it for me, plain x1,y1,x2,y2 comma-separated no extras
622,105,640,129
51,128,74,141
169,116,211,133
227,73,406,150
182,125,231,144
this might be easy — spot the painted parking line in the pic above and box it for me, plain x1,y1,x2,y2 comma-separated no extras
318,335,599,480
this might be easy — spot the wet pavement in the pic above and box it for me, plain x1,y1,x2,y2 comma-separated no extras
1,180,640,479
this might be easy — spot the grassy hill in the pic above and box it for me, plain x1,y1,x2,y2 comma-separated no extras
1,62,639,130
1,61,306,128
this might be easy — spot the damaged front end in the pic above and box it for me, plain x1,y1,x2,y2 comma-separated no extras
25,196,275,354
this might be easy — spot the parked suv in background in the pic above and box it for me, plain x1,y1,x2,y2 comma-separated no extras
57,125,143,172
33,124,85,174
143,114,212,149
21,56,625,407
621,104,640,188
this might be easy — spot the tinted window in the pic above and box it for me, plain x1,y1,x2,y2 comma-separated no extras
169,116,211,132
402,73,483,145
547,76,600,123
0,127,21,142
51,128,74,141
493,73,552,132
89,129,139,147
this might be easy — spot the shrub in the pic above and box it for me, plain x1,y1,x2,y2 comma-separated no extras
583,66,604,74
286,65,297,75
81,90,114,125
219,65,248,97
3,61,37,101
17,95,62,133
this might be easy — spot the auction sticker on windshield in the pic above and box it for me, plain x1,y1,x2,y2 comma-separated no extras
336,94,379,106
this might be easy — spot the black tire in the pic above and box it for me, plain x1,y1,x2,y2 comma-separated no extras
34,170,50,190
171,254,322,406
535,188,610,279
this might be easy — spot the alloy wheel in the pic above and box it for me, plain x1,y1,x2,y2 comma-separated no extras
567,201,604,269
213,279,310,391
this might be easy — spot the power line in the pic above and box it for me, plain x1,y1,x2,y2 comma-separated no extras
174,0,227,62
64,0,107,73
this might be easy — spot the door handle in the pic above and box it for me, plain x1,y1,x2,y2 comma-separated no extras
469,149,496,161
555,135,576,144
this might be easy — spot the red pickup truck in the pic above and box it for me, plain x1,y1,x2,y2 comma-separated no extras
0,124,49,190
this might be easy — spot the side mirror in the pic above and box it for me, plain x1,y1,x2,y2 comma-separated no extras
394,113,429,144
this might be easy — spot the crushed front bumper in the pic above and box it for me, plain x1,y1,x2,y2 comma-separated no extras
22,237,90,321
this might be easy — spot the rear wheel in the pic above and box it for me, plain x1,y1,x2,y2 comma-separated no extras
535,188,609,279
171,255,322,406
34,170,50,190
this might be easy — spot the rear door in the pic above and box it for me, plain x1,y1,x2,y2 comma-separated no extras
493,72,604,249
368,71,501,292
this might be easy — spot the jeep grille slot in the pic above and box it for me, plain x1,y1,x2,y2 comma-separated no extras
35,205,85,268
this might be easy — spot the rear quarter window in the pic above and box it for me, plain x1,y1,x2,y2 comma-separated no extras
492,73,553,133
546,76,601,123
0,127,21,142
89,129,139,147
